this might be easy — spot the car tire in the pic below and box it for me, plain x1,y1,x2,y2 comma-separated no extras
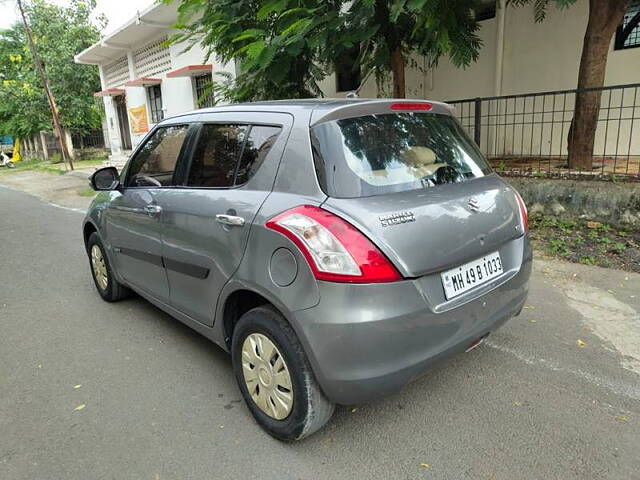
232,305,335,441
87,232,129,302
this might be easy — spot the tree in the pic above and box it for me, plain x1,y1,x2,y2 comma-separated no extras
324,0,482,98
170,0,343,102
169,0,482,101
0,0,105,164
511,0,633,169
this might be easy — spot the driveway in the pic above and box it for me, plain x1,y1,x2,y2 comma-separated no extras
1,186,639,480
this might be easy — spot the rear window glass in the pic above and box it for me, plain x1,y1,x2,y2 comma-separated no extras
311,113,491,198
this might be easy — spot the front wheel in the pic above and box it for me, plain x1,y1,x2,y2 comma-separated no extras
87,232,129,302
231,306,334,441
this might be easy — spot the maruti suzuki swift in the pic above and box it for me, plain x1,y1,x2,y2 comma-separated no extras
84,99,532,440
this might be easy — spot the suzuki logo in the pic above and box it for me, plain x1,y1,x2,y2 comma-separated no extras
467,198,480,213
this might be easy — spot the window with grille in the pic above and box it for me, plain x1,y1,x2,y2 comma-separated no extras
475,0,496,21
147,85,164,124
615,0,640,50
194,74,215,108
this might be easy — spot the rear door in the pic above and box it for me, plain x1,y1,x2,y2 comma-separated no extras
154,112,292,325
106,124,190,301
311,107,524,279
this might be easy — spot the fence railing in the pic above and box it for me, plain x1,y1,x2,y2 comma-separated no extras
448,83,640,181
71,129,105,150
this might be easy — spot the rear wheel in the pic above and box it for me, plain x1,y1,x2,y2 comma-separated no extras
231,305,334,441
87,232,129,302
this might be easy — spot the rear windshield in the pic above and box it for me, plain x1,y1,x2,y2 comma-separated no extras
311,113,492,198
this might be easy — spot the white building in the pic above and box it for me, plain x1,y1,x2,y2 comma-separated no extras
75,2,234,163
76,0,640,171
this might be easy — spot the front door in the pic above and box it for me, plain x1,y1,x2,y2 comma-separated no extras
114,95,132,150
106,124,190,302
155,113,291,325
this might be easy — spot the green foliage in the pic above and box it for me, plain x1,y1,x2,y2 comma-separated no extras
168,0,483,101
168,0,341,101
335,0,482,84
0,0,106,138
508,0,577,22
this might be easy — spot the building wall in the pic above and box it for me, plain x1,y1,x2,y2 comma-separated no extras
321,0,640,102
99,33,233,157
319,0,640,164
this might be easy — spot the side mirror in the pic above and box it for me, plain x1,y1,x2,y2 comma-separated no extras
90,166,120,191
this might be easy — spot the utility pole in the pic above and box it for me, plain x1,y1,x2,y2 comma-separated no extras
16,0,73,170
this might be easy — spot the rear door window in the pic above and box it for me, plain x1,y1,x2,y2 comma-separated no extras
311,113,491,198
186,124,248,188
126,125,189,187
235,126,281,185
186,124,281,188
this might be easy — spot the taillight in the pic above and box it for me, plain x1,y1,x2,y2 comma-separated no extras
514,191,528,232
265,205,402,283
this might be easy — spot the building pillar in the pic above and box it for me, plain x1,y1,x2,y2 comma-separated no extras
39,132,49,160
64,130,75,160
494,0,506,96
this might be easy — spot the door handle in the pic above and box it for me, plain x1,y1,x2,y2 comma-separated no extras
215,214,245,227
144,205,162,216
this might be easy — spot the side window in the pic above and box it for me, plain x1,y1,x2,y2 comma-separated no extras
125,125,189,188
186,124,248,188
235,126,281,185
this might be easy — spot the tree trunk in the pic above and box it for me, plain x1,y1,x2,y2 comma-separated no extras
568,0,630,170
391,47,406,98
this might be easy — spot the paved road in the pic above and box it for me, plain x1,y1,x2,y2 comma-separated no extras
1,186,639,480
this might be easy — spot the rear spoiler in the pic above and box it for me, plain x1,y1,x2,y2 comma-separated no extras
309,99,454,126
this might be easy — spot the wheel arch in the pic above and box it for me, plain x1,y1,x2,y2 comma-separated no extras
83,221,98,251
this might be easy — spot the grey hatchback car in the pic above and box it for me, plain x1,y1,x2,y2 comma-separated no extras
84,99,531,440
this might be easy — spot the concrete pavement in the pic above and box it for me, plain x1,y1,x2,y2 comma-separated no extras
1,186,639,480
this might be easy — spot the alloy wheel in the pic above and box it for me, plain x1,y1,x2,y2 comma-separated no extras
91,244,108,291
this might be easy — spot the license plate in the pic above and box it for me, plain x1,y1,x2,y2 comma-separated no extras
441,252,503,300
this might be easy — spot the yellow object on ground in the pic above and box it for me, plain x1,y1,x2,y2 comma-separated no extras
12,138,21,162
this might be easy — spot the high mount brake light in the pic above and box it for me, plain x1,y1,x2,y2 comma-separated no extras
514,191,528,232
390,102,433,111
266,205,402,283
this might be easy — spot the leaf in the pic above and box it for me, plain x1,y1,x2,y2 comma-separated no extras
278,7,311,21
74,384,82,389
73,404,86,411
280,18,312,37
577,339,586,347
255,45,276,69
587,221,602,229
257,0,287,21
420,462,431,468
407,0,428,10
231,29,266,43
389,0,407,22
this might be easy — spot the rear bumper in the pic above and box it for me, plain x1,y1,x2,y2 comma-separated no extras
291,235,532,405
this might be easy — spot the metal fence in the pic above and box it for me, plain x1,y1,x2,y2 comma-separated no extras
71,129,105,150
448,83,640,181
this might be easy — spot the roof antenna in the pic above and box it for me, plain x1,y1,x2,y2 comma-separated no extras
345,67,376,99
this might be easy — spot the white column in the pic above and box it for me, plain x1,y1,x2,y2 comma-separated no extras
64,130,75,160
127,50,136,79
39,132,49,160
99,64,123,158
494,0,506,96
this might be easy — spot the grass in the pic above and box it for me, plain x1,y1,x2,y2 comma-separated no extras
78,187,96,197
1,155,107,175
529,214,640,273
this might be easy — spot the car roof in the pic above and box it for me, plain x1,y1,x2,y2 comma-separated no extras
164,98,454,126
